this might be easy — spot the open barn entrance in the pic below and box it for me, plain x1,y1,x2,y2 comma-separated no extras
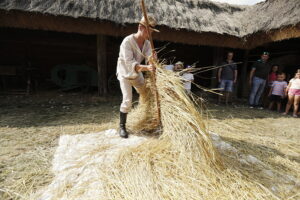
0,28,121,95
250,38,300,78
0,27,222,96
1,27,299,98
237,38,300,98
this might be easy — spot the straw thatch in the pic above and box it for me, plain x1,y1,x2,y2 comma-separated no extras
0,0,245,36
0,0,299,48
243,0,300,35
242,0,300,48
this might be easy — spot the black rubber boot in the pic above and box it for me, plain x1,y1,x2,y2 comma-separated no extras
119,112,128,138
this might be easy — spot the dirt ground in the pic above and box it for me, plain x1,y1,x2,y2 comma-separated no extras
0,92,299,200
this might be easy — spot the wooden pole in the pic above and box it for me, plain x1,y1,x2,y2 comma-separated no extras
140,0,161,124
239,49,250,98
97,34,108,96
141,0,155,55
210,47,224,88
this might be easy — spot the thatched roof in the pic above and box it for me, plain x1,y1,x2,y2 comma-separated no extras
242,0,300,36
0,0,299,48
0,0,245,36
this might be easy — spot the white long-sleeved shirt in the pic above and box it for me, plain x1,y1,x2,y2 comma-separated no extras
117,34,152,80
182,72,194,90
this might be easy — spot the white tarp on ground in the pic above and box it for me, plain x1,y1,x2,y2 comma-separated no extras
35,130,299,200
35,129,147,200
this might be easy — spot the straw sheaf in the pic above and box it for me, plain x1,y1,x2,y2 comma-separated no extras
0,0,299,38
97,61,298,199
128,60,223,167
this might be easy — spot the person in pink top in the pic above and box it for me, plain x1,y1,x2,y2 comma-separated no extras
298,69,300,115
268,73,287,112
268,65,279,87
283,71,300,117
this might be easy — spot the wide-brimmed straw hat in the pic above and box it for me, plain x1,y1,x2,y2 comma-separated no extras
139,15,159,32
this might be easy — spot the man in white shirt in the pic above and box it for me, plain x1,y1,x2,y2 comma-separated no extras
116,15,159,138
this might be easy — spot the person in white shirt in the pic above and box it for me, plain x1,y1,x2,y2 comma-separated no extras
164,64,174,71
174,62,194,94
116,15,159,138
284,71,300,117
182,66,194,93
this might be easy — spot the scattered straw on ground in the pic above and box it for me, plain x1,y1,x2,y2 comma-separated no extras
0,69,299,199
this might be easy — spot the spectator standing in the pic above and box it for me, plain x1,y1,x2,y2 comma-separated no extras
182,65,194,94
283,71,300,117
174,61,184,72
249,52,270,109
297,69,300,115
268,73,287,112
263,64,279,107
268,65,279,87
174,62,194,93
218,51,237,105
164,64,174,71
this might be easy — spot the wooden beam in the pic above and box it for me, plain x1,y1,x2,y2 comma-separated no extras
210,47,224,88
97,34,107,96
238,49,250,98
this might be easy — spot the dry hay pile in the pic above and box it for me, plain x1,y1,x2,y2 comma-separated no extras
34,61,299,200
100,62,299,199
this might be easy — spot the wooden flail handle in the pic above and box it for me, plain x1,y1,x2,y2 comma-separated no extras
140,0,161,124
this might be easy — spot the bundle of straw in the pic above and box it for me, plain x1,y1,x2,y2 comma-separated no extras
129,62,222,168
98,61,289,199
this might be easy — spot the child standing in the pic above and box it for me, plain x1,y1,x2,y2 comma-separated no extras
174,62,194,94
182,65,194,94
283,72,300,117
268,73,287,112
268,65,279,87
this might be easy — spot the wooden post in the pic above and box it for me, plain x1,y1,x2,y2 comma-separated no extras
210,47,224,88
97,34,108,96
238,49,250,98
140,0,161,124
